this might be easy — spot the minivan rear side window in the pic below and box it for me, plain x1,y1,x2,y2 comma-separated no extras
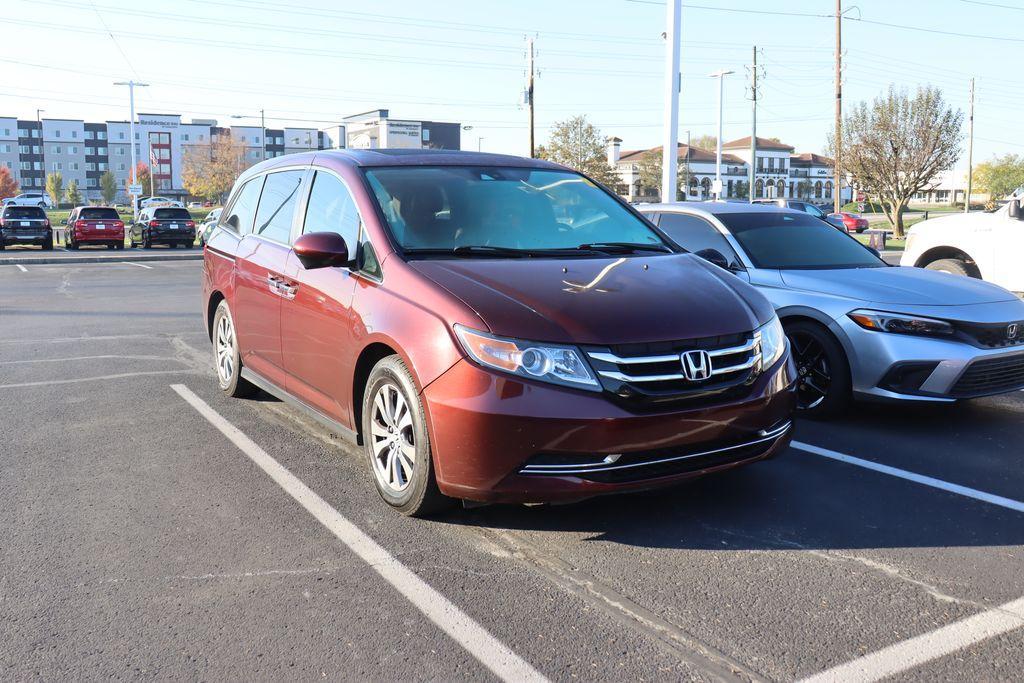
80,207,119,220
301,170,360,249
222,176,264,234
254,170,302,243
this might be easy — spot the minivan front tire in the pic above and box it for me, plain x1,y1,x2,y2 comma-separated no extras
362,355,449,517
212,300,257,398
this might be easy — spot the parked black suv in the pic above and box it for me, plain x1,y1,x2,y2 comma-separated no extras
0,205,53,250
130,207,196,249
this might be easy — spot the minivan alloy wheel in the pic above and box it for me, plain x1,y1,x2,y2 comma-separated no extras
215,313,235,384
370,383,416,492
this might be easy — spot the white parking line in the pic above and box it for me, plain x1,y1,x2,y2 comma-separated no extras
125,261,154,269
170,384,547,683
0,354,175,365
15,264,28,272
0,370,198,389
800,596,1024,682
792,441,1024,513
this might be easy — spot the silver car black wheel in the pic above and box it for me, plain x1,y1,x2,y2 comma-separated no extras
369,383,416,493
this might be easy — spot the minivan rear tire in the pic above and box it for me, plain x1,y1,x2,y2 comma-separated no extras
212,300,258,399
361,355,450,517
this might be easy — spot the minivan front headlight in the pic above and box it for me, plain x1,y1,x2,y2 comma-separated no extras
454,325,601,392
757,316,787,368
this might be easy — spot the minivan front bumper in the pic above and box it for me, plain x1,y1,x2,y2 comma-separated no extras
422,355,796,504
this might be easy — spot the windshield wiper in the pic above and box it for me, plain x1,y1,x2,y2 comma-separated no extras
574,242,673,254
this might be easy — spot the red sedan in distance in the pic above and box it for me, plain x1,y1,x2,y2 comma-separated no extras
64,206,125,250
829,212,869,233
202,150,796,516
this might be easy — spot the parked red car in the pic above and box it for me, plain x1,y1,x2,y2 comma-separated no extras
202,150,796,515
828,212,869,233
64,206,125,250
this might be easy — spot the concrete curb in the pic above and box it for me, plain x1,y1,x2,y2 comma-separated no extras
1,253,203,265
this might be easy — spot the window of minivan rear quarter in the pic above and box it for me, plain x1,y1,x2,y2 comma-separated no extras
253,171,302,243
222,177,264,234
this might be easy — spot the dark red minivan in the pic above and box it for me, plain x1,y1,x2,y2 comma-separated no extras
202,150,796,515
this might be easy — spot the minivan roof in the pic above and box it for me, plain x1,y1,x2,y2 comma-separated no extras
244,148,565,174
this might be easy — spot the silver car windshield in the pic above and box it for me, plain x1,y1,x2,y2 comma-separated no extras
717,211,885,270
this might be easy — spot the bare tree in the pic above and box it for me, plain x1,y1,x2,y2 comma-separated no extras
835,85,962,236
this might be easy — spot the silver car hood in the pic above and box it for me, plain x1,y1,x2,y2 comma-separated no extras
778,266,1019,306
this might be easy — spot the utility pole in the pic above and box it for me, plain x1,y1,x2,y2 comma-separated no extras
115,80,149,222
965,78,974,214
833,0,842,214
749,44,757,200
526,37,535,158
661,0,681,203
710,69,734,201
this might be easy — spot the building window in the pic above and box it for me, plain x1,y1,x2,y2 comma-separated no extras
814,181,823,198
86,130,95,140
53,162,62,171
824,181,833,199
52,145,61,154
755,179,764,198
86,163,95,171
117,148,125,155
182,133,189,141
776,179,785,197
198,134,204,141
69,146,78,154
118,163,126,171
98,131,107,140
98,162,107,171
72,130,77,138
118,131,125,139
97,147,107,155
54,130,61,138
71,162,79,170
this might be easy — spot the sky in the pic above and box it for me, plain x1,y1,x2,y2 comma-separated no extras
2,0,1022,176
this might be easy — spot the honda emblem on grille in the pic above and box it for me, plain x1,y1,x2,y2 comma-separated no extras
681,349,713,381
1009,323,1019,339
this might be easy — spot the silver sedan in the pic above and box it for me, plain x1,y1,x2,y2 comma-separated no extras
640,202,1024,417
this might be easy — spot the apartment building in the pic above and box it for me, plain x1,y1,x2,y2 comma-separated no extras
0,109,460,202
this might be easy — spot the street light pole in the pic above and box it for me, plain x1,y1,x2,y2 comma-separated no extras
661,0,681,204
35,108,44,194
709,69,735,201
114,80,149,222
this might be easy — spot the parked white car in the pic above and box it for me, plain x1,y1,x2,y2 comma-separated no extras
901,188,1024,298
136,196,183,211
3,193,54,209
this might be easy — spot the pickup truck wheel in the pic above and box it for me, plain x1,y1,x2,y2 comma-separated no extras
362,355,451,517
212,301,257,399
925,258,972,277
785,320,851,419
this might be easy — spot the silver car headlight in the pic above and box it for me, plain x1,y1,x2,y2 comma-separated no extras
757,316,787,368
848,309,954,337
454,325,601,392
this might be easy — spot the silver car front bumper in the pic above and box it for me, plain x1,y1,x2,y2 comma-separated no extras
831,316,1024,402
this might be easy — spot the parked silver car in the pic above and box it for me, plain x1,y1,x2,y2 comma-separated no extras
641,202,1024,416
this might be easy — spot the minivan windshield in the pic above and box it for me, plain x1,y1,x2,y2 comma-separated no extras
364,166,667,257
717,211,885,269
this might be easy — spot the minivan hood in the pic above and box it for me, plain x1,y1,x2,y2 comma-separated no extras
779,265,1018,306
410,254,772,345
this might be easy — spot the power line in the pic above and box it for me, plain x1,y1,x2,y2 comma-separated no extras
85,0,139,79
960,0,1024,9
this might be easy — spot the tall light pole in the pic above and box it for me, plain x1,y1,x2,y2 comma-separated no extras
709,69,734,201
965,78,975,214
834,0,842,214
526,37,535,158
232,110,267,160
35,109,44,192
114,80,149,221
661,0,681,203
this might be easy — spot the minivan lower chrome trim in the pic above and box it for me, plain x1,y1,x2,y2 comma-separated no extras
519,421,791,476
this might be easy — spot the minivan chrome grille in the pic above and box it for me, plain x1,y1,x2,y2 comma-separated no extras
583,331,762,407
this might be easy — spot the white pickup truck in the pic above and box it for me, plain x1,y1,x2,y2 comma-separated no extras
901,188,1024,298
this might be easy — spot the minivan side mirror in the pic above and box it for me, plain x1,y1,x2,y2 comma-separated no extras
1010,199,1022,220
694,248,731,271
294,231,350,270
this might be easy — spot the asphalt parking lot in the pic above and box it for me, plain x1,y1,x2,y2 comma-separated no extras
2,259,1022,681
